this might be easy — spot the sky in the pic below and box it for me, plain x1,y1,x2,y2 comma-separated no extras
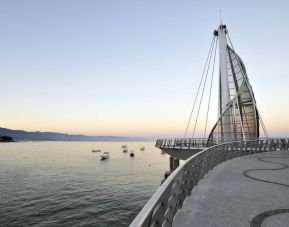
0,0,289,138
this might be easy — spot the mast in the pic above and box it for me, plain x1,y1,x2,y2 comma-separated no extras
216,25,232,142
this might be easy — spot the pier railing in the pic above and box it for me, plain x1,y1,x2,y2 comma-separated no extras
130,138,289,227
155,138,217,150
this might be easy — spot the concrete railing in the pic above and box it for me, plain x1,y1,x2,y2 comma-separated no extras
130,138,289,227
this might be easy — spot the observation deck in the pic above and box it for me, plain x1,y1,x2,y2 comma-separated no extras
155,138,216,160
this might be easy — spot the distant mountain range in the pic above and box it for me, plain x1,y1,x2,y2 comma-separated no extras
0,127,150,142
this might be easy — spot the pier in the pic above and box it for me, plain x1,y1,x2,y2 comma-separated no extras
130,139,289,227
130,24,288,227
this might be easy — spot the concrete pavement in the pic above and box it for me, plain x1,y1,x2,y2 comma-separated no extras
173,150,289,227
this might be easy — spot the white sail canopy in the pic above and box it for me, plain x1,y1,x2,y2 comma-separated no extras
208,26,259,143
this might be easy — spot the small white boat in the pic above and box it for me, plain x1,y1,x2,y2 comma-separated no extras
92,149,101,153
140,147,145,151
123,148,128,153
130,150,135,157
100,152,110,160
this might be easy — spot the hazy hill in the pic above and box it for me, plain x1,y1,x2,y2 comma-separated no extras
0,127,149,142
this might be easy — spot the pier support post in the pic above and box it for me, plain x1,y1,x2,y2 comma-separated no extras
169,156,174,171
170,156,180,172
173,158,180,170
162,157,180,184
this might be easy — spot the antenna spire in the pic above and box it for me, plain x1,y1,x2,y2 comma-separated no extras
220,9,223,25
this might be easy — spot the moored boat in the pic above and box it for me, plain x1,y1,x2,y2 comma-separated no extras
92,149,101,152
100,152,110,160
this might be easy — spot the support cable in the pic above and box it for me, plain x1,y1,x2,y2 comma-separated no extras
259,115,268,138
183,36,216,138
192,37,216,138
204,39,218,138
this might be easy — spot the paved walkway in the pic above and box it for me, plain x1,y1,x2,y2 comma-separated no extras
173,150,289,227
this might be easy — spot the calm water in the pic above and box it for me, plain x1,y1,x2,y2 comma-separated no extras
0,141,169,226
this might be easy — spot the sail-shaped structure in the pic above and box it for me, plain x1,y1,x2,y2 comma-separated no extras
208,25,260,143
155,24,265,160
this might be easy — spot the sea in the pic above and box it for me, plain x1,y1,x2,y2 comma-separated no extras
0,141,169,227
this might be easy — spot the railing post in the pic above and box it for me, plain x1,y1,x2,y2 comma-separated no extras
163,139,167,148
264,139,268,151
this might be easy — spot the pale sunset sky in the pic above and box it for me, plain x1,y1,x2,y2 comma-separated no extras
0,0,289,138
